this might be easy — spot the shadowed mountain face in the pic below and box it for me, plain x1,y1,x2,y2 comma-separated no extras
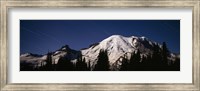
20,35,180,71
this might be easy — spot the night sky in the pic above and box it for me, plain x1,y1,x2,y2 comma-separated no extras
20,20,180,55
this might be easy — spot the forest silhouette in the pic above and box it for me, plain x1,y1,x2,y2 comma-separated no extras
20,42,180,71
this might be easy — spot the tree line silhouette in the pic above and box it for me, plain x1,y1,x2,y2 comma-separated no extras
21,42,180,71
120,42,180,71
36,53,90,71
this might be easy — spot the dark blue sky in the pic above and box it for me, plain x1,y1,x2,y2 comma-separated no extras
20,20,180,55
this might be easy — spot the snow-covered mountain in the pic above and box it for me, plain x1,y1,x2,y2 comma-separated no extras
20,53,47,69
81,35,164,70
20,45,79,69
20,35,179,70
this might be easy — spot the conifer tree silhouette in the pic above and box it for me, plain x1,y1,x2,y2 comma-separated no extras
151,44,162,70
45,52,53,71
162,42,170,66
120,57,129,71
94,50,110,71
129,50,141,71
129,52,135,71
56,57,73,71
88,60,91,71
76,54,88,71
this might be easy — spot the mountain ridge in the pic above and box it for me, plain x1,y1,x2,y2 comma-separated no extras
20,35,180,71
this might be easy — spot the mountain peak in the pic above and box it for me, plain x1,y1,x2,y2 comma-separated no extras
20,53,31,57
109,35,123,38
108,35,143,40
140,36,147,39
20,52,42,57
59,45,71,51
105,35,124,40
